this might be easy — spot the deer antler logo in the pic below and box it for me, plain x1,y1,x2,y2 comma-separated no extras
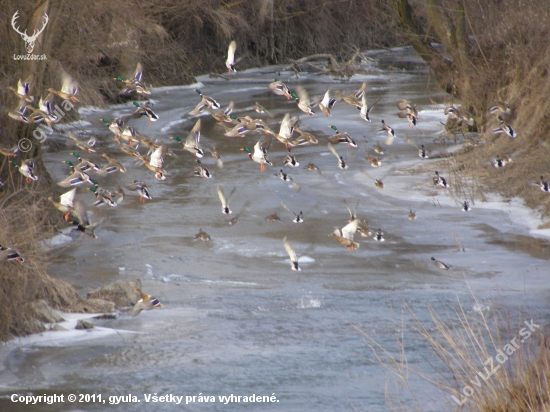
11,10,49,54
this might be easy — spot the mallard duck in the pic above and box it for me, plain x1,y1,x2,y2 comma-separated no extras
359,93,380,122
137,136,163,154
274,169,291,181
328,143,347,170
194,228,211,241
267,113,299,149
21,107,48,124
171,119,204,158
188,89,221,116
132,101,158,122
283,236,301,271
302,162,322,174
338,82,367,107
57,170,97,187
491,155,511,168
444,104,474,127
66,135,96,153
401,133,425,156
114,136,140,157
57,160,75,177
0,145,19,157
254,101,269,115
283,148,299,168
224,118,270,138
418,144,429,159
492,116,516,138
462,200,471,212
49,188,76,220
433,171,449,188
290,128,318,146
364,150,381,167
217,185,236,214
318,89,337,117
265,213,283,223
48,72,79,103
397,100,418,127
291,86,314,115
268,79,291,100
344,199,359,221
9,74,34,103
281,201,303,223
329,219,360,252
360,169,384,188
119,126,144,147
89,186,117,207
112,187,125,204
327,126,357,148
408,210,417,221
488,101,512,116
193,160,212,178
374,228,384,242
23,92,57,124
129,289,162,317
96,153,126,175
372,142,385,155
209,101,235,123
126,180,152,202
0,245,24,263
68,215,101,239
267,113,295,146
114,63,151,95
68,152,100,172
225,201,248,225
209,145,223,168
225,40,237,72
274,169,300,191
12,159,38,183
101,117,121,135
243,137,273,171
431,257,449,270
135,145,167,180
357,219,372,238
379,119,396,142
538,176,550,193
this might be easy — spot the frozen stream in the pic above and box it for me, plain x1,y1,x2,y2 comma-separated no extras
0,47,549,411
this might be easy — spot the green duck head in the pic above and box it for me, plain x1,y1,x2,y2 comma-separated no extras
11,160,18,167
70,152,81,159
61,160,74,166
133,101,140,107
196,159,202,165
291,93,298,100
89,187,97,193
100,118,110,124
243,147,251,154
114,77,124,82
170,135,182,143
195,89,202,95
230,114,238,120
329,125,338,131
91,179,99,186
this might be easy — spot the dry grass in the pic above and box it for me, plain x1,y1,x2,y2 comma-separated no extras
0,183,79,340
344,294,550,411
